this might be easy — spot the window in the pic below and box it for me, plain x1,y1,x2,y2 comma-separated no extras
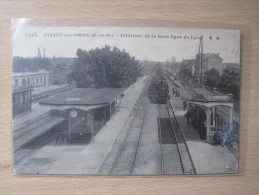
20,93,23,106
22,79,26,86
24,93,28,107
15,79,19,86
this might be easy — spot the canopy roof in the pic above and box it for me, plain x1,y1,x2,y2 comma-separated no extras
39,88,125,106
13,85,34,93
176,87,233,103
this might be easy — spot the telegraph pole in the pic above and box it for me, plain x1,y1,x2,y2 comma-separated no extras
38,48,42,58
197,36,203,87
199,36,203,86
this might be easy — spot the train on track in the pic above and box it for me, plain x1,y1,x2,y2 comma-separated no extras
148,70,170,104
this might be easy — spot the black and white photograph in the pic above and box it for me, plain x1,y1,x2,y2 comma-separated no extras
12,21,240,175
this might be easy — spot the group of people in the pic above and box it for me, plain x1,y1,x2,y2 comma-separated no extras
183,100,207,140
172,86,180,97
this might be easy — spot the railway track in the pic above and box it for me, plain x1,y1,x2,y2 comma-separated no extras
158,101,196,174
14,119,68,165
21,119,68,149
108,74,196,175
109,79,150,175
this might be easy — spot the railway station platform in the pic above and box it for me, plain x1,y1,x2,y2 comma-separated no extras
170,95,237,173
13,115,66,165
99,80,163,175
166,75,236,143
14,76,151,174
13,74,238,175
170,96,202,142
178,87,234,141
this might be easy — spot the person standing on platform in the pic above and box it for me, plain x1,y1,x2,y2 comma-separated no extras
185,110,191,124
183,100,187,110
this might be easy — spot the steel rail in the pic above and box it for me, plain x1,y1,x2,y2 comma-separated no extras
157,104,164,174
19,119,68,150
14,119,68,165
168,100,197,174
109,79,150,174
130,97,148,174
165,101,185,174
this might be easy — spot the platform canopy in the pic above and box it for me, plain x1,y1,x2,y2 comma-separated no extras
175,87,235,143
39,88,126,107
176,87,233,108
13,85,34,93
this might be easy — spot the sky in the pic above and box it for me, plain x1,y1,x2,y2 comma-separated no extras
13,26,240,63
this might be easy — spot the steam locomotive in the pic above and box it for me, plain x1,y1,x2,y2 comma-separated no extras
148,70,170,104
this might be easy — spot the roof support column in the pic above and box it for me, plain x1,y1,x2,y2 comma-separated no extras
206,107,212,143
109,102,112,117
87,111,94,142
229,106,233,124
68,115,72,142
91,111,95,142
212,106,216,128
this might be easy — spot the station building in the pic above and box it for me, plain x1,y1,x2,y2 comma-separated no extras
13,69,49,88
194,53,224,82
39,88,125,143
13,85,33,117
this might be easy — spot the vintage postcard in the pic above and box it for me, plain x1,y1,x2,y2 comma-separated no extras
12,19,240,175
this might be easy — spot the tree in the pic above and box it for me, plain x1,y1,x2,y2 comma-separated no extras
68,49,93,87
178,68,192,78
13,57,36,72
205,68,220,87
13,56,52,72
217,69,239,87
177,68,192,87
69,46,143,88
216,69,240,99
226,81,240,99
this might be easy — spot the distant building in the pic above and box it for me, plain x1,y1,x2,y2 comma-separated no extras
49,64,71,85
13,69,49,88
141,60,159,75
194,53,224,82
173,62,182,74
